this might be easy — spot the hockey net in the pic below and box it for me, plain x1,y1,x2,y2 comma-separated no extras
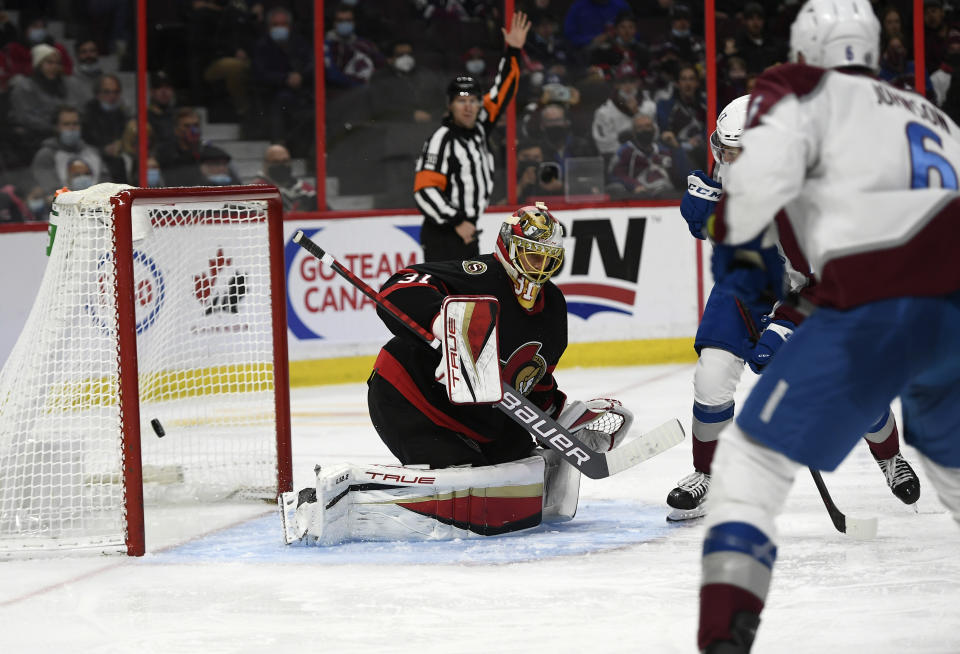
0,184,292,555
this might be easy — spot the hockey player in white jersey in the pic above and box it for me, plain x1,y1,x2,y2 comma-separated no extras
671,94,919,522
697,1,960,652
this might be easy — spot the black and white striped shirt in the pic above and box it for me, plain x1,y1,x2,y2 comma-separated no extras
413,47,521,227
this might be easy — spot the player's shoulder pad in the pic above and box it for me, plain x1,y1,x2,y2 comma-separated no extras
746,63,828,129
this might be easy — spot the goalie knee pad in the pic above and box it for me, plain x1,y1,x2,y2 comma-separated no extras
284,457,549,545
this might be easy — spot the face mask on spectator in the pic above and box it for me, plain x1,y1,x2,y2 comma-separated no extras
147,168,162,186
393,54,415,73
530,71,544,88
543,125,567,143
60,129,81,147
28,198,45,213
270,26,290,42
335,21,354,37
78,62,101,76
207,173,232,186
267,163,294,186
100,99,121,112
465,58,485,75
633,129,655,147
672,28,690,38
71,174,94,190
28,28,48,43
617,87,638,101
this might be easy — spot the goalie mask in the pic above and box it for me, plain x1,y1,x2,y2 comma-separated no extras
710,95,749,166
495,202,564,310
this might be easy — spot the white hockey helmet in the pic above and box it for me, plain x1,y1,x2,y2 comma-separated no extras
710,94,749,165
789,0,881,72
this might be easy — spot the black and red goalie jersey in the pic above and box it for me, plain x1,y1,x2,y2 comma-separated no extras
370,204,568,466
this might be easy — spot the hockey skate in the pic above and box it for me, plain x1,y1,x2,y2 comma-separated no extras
876,453,921,505
666,470,710,521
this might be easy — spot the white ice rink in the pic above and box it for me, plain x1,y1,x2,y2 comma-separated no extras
2,363,958,654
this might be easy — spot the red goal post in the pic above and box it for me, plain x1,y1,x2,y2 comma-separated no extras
0,184,292,556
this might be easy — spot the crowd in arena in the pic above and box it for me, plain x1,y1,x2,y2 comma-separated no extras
0,0,955,221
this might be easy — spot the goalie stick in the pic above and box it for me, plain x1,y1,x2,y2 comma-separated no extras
736,298,878,539
292,230,684,479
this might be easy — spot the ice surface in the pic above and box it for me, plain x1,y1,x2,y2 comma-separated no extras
1,363,957,653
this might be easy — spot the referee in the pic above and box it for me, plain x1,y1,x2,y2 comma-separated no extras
413,11,529,263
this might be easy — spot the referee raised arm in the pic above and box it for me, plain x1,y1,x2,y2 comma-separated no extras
413,11,529,263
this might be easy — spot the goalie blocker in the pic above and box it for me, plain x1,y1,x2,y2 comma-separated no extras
279,397,646,544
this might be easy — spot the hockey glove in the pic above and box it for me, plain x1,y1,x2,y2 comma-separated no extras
747,318,795,374
680,170,722,240
711,236,786,314
557,398,634,452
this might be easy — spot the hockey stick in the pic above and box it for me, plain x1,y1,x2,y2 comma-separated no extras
735,298,878,539
292,230,684,479
809,468,878,540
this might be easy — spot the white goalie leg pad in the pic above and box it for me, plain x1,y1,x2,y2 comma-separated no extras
705,424,801,541
437,295,502,405
918,453,960,529
538,448,581,522
299,457,547,545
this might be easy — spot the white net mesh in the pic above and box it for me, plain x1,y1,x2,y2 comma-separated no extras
0,184,286,553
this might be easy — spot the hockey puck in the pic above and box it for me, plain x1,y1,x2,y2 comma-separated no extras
150,418,166,438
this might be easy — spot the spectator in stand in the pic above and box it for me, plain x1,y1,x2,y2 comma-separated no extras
368,39,444,125
184,0,257,121
660,3,705,66
65,157,96,191
73,39,103,89
462,47,491,84
325,4,384,89
0,10,17,51
31,105,104,199
525,12,573,71
925,0,950,73
198,144,241,187
0,184,33,222
717,54,751,109
516,140,563,201
8,45,89,151
252,6,314,154
734,2,788,74
251,144,317,211
607,112,687,199
587,11,651,76
656,62,707,171
880,5,907,48
591,62,655,161
148,71,178,150
533,101,598,171
82,74,130,182
931,29,960,107
146,156,165,188
879,34,929,92
563,0,632,51
155,107,205,187
2,14,74,78
23,185,50,220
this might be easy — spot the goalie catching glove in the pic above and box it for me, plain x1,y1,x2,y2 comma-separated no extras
557,398,634,452
432,295,503,404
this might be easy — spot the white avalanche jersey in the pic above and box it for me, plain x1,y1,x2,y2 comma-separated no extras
714,63,960,309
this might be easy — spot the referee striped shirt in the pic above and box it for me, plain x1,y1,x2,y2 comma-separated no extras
413,47,521,227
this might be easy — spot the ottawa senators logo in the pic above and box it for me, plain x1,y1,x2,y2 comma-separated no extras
462,260,487,274
501,342,548,395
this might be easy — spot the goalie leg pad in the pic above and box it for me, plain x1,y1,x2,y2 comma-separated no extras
539,448,580,522
294,457,547,545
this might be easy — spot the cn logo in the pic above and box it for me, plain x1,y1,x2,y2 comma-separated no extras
193,248,247,315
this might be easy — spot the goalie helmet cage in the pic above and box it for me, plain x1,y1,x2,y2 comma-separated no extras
0,184,292,556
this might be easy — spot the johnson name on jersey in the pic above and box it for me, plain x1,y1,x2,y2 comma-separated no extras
715,64,960,309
